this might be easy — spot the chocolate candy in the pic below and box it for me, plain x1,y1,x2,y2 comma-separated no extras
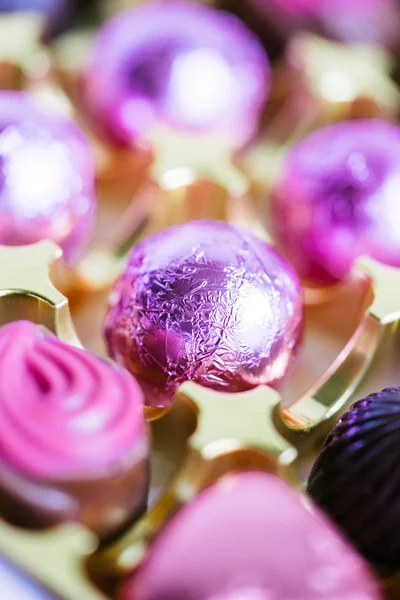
104,220,303,408
0,91,96,266
121,471,382,600
0,321,149,538
308,387,400,569
81,1,270,149
270,120,400,285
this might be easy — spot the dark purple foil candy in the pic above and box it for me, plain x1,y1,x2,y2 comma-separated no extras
307,387,400,568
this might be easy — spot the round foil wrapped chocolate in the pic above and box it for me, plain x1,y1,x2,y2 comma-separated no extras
270,120,400,285
81,1,270,149
307,387,400,568
249,0,399,46
121,471,382,600
104,220,303,408
0,321,149,538
0,91,96,266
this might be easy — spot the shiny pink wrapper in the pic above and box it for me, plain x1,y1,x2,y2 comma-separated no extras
104,220,303,408
121,471,382,600
271,120,400,285
81,1,270,149
0,92,96,265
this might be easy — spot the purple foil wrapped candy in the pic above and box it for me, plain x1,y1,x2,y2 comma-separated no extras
0,91,96,265
104,220,303,408
81,1,270,149
308,387,400,568
271,120,400,285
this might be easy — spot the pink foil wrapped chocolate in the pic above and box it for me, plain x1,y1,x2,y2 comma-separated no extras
0,91,96,265
0,321,149,538
121,471,382,600
104,220,303,408
81,0,270,149
270,119,400,285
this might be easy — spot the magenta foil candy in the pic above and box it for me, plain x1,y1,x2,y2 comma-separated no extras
0,92,96,265
0,321,149,537
0,0,68,28
121,472,382,600
271,120,400,285
104,220,303,408
81,1,270,148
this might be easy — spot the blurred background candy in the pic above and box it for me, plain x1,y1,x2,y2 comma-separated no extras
270,119,400,285
104,220,303,408
80,1,270,149
245,0,400,47
0,91,96,265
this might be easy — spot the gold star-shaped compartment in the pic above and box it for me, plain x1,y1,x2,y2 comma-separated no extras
0,241,80,346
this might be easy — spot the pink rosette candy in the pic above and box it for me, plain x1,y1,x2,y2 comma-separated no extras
0,321,149,538
121,471,382,600
81,1,270,149
0,91,96,266
104,220,303,408
271,120,400,285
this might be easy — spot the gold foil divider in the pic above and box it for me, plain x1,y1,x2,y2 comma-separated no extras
180,382,295,465
0,241,81,347
280,257,400,437
289,34,399,116
0,520,106,600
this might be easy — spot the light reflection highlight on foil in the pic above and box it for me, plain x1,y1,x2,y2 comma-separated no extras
0,125,78,217
167,48,235,127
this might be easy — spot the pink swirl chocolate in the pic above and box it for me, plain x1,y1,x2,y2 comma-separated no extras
0,321,149,538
